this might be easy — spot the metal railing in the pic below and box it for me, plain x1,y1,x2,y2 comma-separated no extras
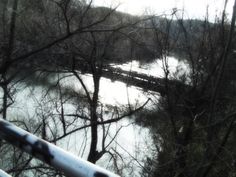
0,169,12,177
0,119,120,177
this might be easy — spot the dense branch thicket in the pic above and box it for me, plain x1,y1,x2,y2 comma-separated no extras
135,1,236,177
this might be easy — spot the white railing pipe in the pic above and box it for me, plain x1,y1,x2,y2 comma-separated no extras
0,119,120,177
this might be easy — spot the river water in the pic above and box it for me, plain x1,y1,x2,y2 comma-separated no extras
6,57,188,176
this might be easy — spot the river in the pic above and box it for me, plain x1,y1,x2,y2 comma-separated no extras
5,57,188,176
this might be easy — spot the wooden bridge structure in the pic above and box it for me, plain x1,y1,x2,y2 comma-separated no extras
77,62,188,95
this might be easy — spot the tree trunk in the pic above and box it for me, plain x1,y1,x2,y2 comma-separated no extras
87,74,100,163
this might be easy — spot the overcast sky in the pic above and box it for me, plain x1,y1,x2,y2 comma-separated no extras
93,0,234,20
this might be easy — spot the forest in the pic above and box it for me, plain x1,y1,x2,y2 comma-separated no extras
0,0,236,177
